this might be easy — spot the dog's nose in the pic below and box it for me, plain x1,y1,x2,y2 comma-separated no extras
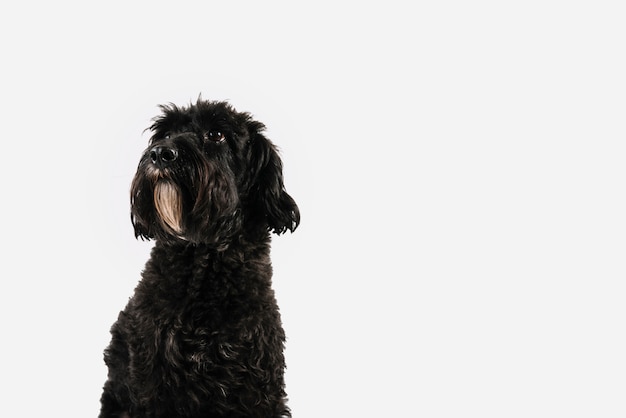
150,145,178,168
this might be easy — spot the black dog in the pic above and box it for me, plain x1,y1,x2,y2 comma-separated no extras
99,99,299,418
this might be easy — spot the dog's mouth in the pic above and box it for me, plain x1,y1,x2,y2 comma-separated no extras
153,180,184,235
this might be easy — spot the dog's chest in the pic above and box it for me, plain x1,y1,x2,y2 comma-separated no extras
129,284,257,370
126,307,249,388
125,245,273,376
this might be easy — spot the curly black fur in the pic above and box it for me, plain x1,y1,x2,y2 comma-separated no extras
99,99,299,418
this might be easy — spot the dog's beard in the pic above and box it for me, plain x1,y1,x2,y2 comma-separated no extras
153,181,184,235
131,153,243,244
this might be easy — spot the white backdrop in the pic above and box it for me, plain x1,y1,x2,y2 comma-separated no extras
1,1,625,417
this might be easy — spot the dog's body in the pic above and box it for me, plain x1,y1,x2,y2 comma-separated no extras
99,100,299,418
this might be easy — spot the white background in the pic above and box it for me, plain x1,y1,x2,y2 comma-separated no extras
1,1,625,417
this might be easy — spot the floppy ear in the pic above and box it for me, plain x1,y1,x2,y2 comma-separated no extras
246,121,300,234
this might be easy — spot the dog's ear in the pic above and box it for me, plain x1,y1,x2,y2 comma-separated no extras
246,121,300,234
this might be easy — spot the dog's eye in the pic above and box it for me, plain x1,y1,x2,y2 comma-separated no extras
204,131,226,143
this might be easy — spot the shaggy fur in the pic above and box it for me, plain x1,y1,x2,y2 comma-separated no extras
99,99,299,418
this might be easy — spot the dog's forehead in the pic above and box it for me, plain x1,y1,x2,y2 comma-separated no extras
151,101,241,135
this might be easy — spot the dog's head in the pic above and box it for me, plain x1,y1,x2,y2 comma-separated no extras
130,99,299,245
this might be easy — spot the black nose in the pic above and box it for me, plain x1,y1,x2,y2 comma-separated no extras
150,145,178,168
